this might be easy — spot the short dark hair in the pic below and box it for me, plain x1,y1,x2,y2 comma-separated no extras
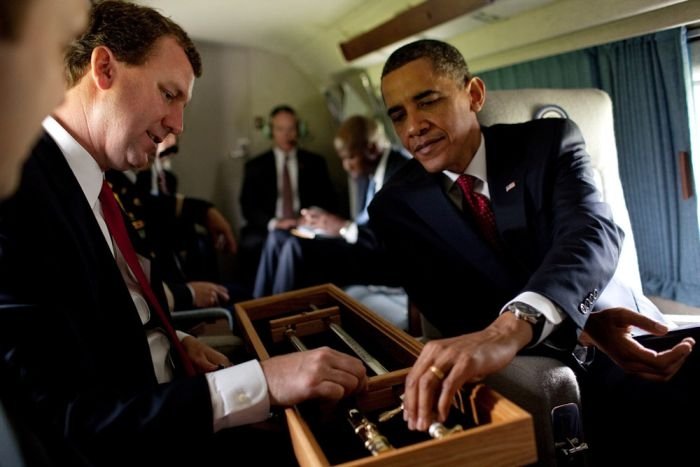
269,104,297,119
337,115,388,151
381,39,472,84
65,0,202,88
0,0,33,41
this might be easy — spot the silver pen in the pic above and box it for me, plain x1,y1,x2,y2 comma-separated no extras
328,322,388,375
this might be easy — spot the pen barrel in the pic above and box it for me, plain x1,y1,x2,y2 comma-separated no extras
285,328,309,351
329,322,388,375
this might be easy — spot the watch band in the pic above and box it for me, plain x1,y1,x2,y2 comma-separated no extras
506,302,546,347
507,303,540,324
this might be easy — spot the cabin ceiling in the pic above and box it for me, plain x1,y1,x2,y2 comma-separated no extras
136,0,697,87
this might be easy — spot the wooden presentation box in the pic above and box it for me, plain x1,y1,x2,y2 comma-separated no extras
235,284,537,466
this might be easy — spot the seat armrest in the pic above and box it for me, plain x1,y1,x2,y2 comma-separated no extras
171,306,234,331
486,356,582,467
421,310,583,466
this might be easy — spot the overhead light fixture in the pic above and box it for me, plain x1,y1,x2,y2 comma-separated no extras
339,0,495,61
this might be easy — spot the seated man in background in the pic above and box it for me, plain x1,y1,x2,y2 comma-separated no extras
253,116,409,317
238,104,338,291
147,133,238,285
371,38,697,463
107,135,247,310
136,132,179,196
0,2,367,466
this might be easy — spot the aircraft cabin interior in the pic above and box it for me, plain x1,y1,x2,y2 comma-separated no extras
139,0,700,317
2,0,700,466
137,0,700,462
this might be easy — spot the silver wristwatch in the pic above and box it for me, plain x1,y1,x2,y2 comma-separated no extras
506,302,545,346
506,302,543,325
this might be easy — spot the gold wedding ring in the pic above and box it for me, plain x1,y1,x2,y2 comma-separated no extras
429,365,445,381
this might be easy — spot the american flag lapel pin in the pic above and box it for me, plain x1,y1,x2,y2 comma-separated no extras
505,181,516,192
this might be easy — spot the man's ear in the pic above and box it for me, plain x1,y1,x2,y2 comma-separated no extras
90,46,117,90
467,77,486,113
362,142,376,160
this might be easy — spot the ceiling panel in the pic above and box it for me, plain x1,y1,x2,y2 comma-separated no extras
135,0,690,86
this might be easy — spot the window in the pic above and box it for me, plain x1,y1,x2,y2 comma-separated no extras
688,27,700,227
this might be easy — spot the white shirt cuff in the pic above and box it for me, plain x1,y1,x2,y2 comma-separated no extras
163,282,175,311
267,219,278,232
175,330,192,341
206,359,270,431
340,222,358,244
501,291,565,346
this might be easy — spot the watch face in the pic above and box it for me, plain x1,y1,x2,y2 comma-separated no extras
508,303,543,324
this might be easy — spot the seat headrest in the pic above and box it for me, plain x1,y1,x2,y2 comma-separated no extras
479,88,616,175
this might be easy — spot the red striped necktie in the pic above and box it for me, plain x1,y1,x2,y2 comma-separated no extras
281,153,294,219
456,174,502,252
99,180,196,377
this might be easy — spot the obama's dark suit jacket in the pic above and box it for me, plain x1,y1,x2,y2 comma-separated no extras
369,119,623,337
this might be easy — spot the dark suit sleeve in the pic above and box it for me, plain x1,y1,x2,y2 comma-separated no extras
0,309,213,466
355,224,401,286
240,154,276,234
383,149,411,184
522,119,623,330
142,192,212,236
166,281,195,310
298,151,339,214
0,228,214,465
179,196,213,226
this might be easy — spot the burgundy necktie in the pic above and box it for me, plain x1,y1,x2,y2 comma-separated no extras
99,180,196,377
456,174,502,251
281,154,294,219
